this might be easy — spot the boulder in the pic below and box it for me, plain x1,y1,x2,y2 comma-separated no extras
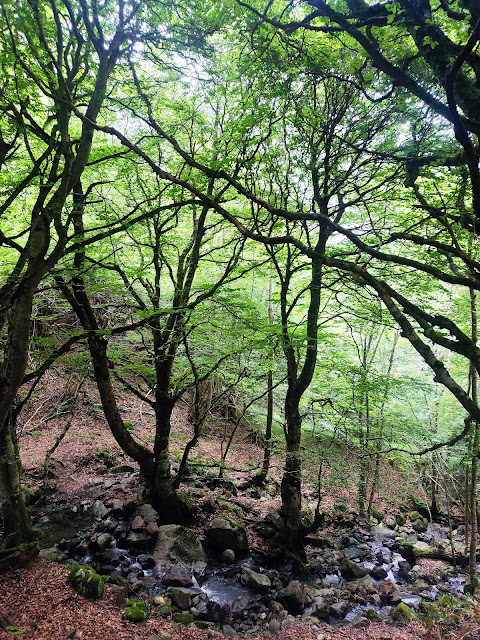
221,549,236,564
204,517,248,554
154,525,207,573
275,580,306,613
92,500,108,519
135,503,160,524
329,600,349,618
243,567,271,592
339,557,369,580
96,532,111,552
371,565,388,580
68,564,104,599
131,515,144,531
162,566,194,587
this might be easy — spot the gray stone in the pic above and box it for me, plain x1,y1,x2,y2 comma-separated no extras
166,587,191,610
204,517,248,553
131,515,144,531
329,600,349,618
222,624,238,637
135,503,160,524
350,616,369,628
275,580,306,613
339,557,369,580
38,547,65,562
162,565,194,587
244,567,271,592
311,597,330,620
268,618,282,633
92,500,108,519
154,525,207,573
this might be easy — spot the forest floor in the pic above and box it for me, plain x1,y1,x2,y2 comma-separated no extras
0,372,479,640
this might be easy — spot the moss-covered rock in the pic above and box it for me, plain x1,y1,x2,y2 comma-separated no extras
392,602,416,623
172,612,194,625
157,606,174,617
395,513,406,526
371,506,383,521
68,564,104,599
122,599,148,622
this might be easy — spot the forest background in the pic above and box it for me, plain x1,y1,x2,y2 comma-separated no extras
1,0,480,590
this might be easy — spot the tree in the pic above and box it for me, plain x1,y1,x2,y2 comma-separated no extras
0,0,144,546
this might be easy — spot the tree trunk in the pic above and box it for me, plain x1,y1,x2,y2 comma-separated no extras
0,415,37,547
279,391,304,553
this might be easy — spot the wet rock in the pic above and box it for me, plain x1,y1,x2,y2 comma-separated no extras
96,532,111,551
344,545,369,560
137,554,156,569
371,524,396,539
162,566,194,587
339,557,369,580
204,517,248,554
231,595,250,618
124,532,150,551
371,565,388,580
378,579,394,601
329,600,349,618
243,567,271,592
154,525,207,573
275,580,306,613
110,583,128,605
413,519,428,534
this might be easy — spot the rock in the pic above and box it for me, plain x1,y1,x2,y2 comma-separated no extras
413,519,428,533
395,513,406,526
137,554,156,569
339,557,369,580
96,532,111,551
131,515,144,531
222,624,238,637
124,532,150,551
68,564,104,599
135,503,159,524
268,617,282,633
38,547,65,562
351,616,370,628
275,580,306,613
154,525,207,573
231,595,249,618
146,522,160,537
311,597,330,620
329,600,349,618
172,612,194,625
344,545,369,560
221,549,236,564
110,583,128,605
166,587,191,610
204,517,248,554
111,499,124,517
162,566,194,587
392,602,416,623
371,524,396,538
243,567,271,592
413,540,431,553
123,599,148,622
378,579,394,600
92,500,108,519
110,464,135,474
371,565,388,580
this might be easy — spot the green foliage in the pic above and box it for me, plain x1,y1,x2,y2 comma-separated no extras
421,594,467,634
